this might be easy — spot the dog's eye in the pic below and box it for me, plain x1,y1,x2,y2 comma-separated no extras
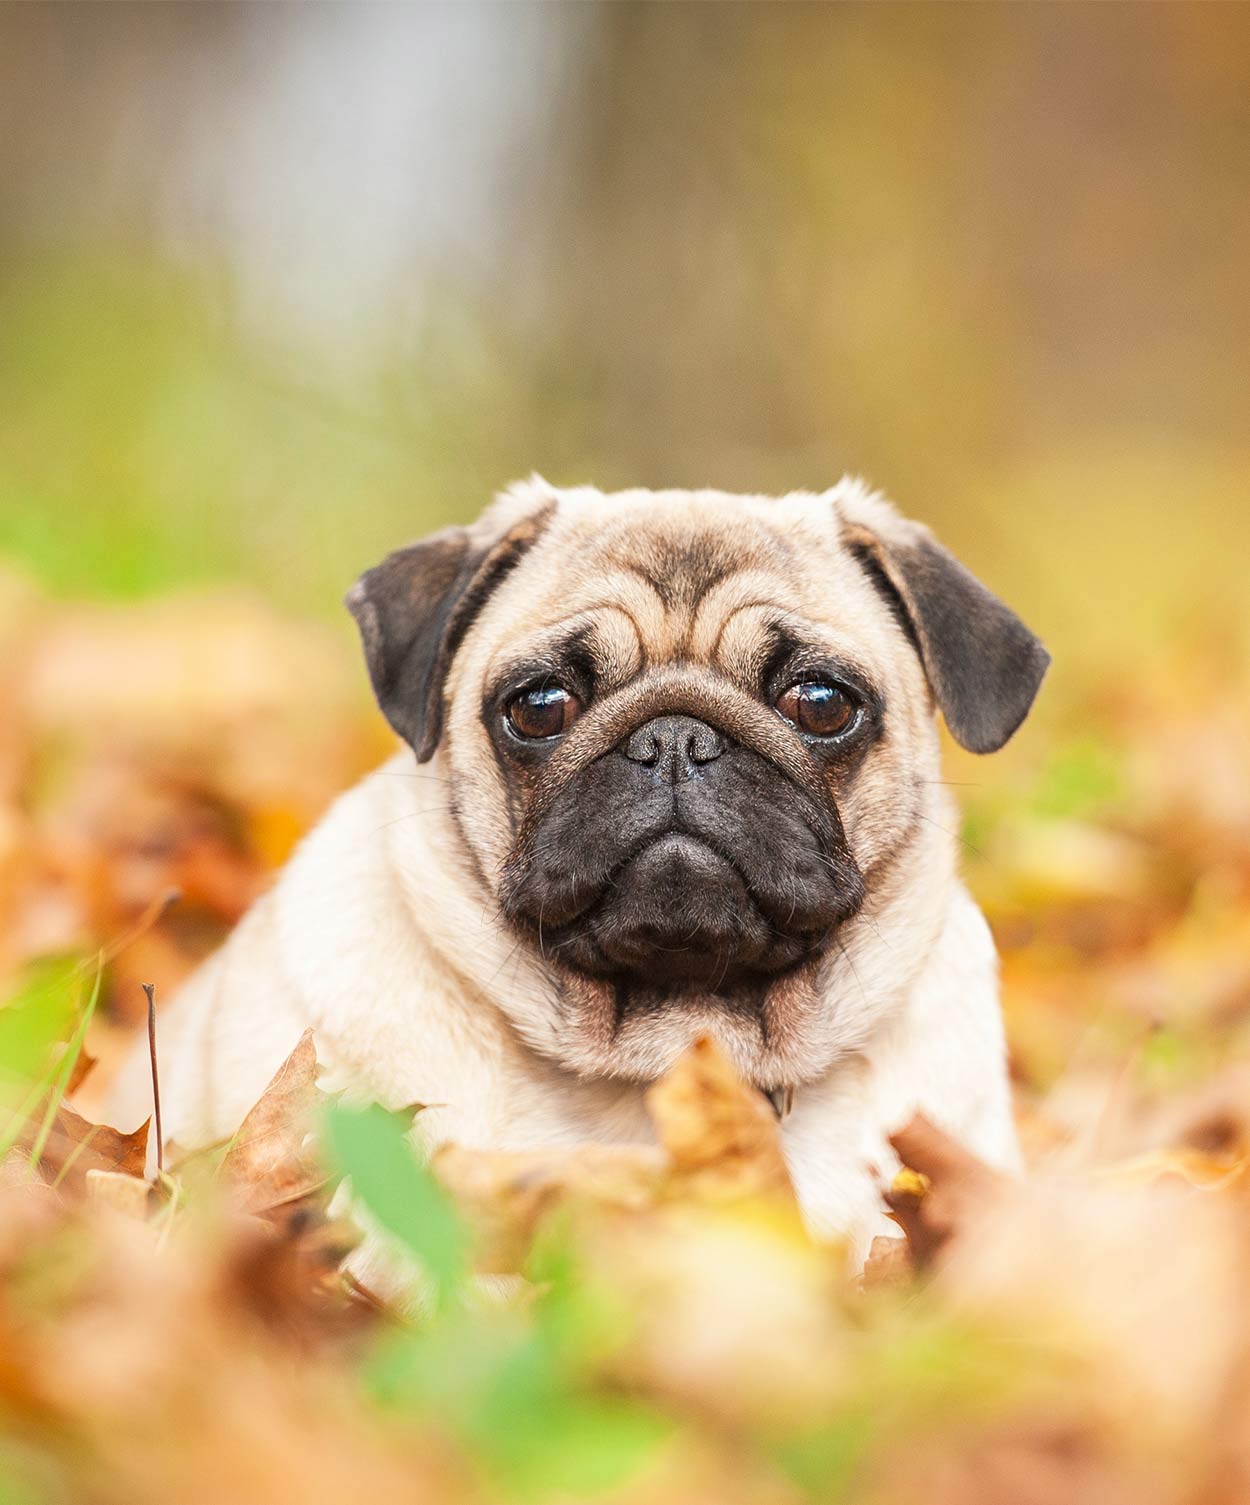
775,682,858,737
505,685,582,739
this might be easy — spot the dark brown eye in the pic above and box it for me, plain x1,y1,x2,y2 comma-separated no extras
775,682,858,737
505,685,582,739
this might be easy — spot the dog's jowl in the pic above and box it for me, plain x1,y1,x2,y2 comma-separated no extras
111,477,1048,1276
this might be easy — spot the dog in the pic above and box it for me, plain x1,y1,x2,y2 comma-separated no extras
110,476,1048,1268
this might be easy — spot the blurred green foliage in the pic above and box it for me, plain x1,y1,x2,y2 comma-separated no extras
323,1095,1047,1503
326,1101,671,1498
0,254,500,611
325,1101,469,1307
1,2,1247,680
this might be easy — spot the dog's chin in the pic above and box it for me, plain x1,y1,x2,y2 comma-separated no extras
500,816,864,1084
534,957,841,1090
539,832,837,994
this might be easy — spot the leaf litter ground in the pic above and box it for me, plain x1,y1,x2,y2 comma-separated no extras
2,585,1250,1505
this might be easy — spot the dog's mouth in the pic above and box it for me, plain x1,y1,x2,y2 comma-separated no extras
498,729,865,1004
518,828,852,994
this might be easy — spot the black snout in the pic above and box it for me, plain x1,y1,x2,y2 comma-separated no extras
501,715,863,995
621,715,725,783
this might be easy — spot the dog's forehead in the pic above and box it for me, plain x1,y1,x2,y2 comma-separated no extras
557,485,818,540
586,510,780,598
471,481,904,680
547,487,844,599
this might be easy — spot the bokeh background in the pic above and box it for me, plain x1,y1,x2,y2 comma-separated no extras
4,3,1249,654
1,1,1248,1051
5,11,1250,1505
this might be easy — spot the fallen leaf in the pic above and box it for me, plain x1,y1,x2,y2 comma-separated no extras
885,1114,1007,1267
218,1029,329,1219
646,1037,796,1207
211,1030,369,1331
859,1232,914,1290
433,1141,665,1273
86,1168,152,1218
12,1101,150,1197
65,1046,97,1094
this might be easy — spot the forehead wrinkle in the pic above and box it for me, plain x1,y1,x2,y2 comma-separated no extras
564,566,666,619
582,511,794,605
711,601,790,684
575,565,700,660
712,599,891,699
484,603,644,685
688,567,806,661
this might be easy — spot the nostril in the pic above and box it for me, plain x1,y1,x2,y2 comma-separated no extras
686,725,724,765
623,726,662,765
622,715,726,774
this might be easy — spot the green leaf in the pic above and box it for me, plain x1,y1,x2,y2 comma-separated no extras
322,1101,468,1306
0,957,82,1098
488,1394,667,1498
469,1333,667,1498
773,1411,873,1499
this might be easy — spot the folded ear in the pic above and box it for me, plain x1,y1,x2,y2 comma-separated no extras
840,496,1050,754
346,502,554,761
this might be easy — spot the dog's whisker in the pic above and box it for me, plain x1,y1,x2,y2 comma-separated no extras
367,807,450,837
912,810,990,864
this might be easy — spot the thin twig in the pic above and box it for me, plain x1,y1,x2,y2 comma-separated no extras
143,983,164,1176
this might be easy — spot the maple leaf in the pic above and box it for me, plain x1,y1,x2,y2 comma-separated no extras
218,1028,331,1222
12,1100,150,1198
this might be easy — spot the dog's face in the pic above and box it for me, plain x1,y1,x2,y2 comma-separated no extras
348,479,1048,1087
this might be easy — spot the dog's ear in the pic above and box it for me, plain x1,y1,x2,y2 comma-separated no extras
346,502,554,761
841,496,1050,754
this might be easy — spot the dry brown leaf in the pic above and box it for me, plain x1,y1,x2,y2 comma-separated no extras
13,1102,150,1198
218,1029,329,1218
218,1213,371,1349
885,1113,1007,1267
0,1199,449,1505
434,1141,665,1273
65,1046,97,1095
859,1232,914,1290
86,1168,152,1219
211,1029,368,1325
646,1036,795,1207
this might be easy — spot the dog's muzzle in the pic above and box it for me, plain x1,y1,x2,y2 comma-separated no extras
502,712,862,995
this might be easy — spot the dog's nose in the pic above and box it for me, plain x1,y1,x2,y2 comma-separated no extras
621,715,725,782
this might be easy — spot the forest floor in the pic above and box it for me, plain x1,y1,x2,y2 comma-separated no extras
2,578,1250,1505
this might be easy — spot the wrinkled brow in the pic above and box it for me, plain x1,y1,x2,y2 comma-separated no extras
486,606,645,697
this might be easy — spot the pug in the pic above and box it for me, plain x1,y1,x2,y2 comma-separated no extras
110,476,1048,1266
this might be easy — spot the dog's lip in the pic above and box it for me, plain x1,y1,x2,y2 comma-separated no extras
534,830,829,993
618,830,740,879
513,825,756,934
